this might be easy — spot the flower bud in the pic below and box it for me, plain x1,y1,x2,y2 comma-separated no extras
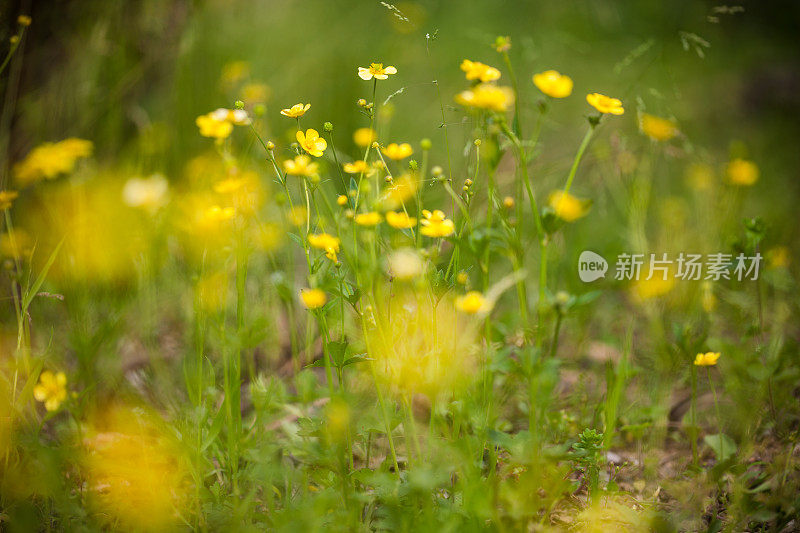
357,98,367,107
464,179,473,187
503,196,515,209
266,140,275,150
385,175,393,183
337,195,348,206
17,15,31,27
234,100,244,110
431,166,443,177
254,103,266,117
408,159,418,170
323,122,333,132
473,139,482,147
420,138,432,150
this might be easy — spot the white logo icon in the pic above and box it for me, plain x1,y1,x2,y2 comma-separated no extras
578,251,608,282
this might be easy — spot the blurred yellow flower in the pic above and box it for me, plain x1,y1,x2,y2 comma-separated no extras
17,15,32,26
533,70,573,98
308,233,340,262
281,103,311,118
355,211,382,226
686,163,714,191
202,205,235,224
221,60,250,86
455,84,514,112
632,274,675,300
767,246,790,269
353,127,377,148
726,158,759,186
122,175,168,211
337,195,348,206
300,288,327,309
385,210,416,229
456,291,490,314
502,196,515,209
381,173,418,209
296,128,327,157
457,271,469,285
420,209,455,237
358,62,397,80
33,371,67,412
694,352,720,366
387,248,424,280
283,155,319,177
196,113,233,139
343,160,369,174
211,107,251,125
586,93,624,115
197,270,228,312
548,190,589,222
0,190,19,209
640,113,678,141
460,59,501,82
13,138,93,186
241,82,270,103
382,143,413,160
701,281,717,312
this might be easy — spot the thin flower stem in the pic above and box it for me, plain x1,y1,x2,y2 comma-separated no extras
707,368,726,462
561,125,595,197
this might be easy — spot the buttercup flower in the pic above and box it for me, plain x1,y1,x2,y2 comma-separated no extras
0,190,19,209
283,155,319,177
196,113,233,139
300,288,327,310
726,158,759,186
355,211,382,226
122,175,169,210
211,108,251,126
455,84,514,112
586,93,624,115
420,209,455,237
33,371,67,412
533,70,573,98
460,59,501,82
296,129,327,157
694,352,721,367
13,138,93,186
358,63,397,81
387,248,423,280
385,211,416,229
308,233,341,262
456,291,490,314
382,143,413,161
17,15,32,26
337,195,348,206
202,205,235,223
548,191,590,222
353,128,377,148
640,113,679,141
281,103,311,118
343,160,369,174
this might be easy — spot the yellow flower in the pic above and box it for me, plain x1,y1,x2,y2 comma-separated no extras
288,206,307,227
358,62,397,81
0,228,32,259
353,127,377,148
586,93,624,115
726,158,759,186
640,113,678,141
456,291,490,314
211,108,251,125
281,103,311,118
385,211,416,229
457,271,469,285
0,190,19,209
202,205,235,223
382,143,413,161
686,163,714,191
337,195,348,206
13,138,93,186
420,209,455,237
533,70,573,98
196,113,233,139
343,160,369,174
455,84,514,112
300,288,327,310
694,352,721,367
381,173,418,209
460,59,501,82
241,82,270,103
386,248,423,280
283,155,319,177
33,371,67,412
548,191,589,222
767,246,790,269
296,128,327,157
122,175,169,211
355,211,382,226
213,176,246,194
502,196,515,209
17,15,32,26
308,233,341,262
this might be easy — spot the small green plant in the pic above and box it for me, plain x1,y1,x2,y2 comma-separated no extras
569,428,605,499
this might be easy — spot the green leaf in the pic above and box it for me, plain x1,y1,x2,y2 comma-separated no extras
22,239,64,311
704,433,737,462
